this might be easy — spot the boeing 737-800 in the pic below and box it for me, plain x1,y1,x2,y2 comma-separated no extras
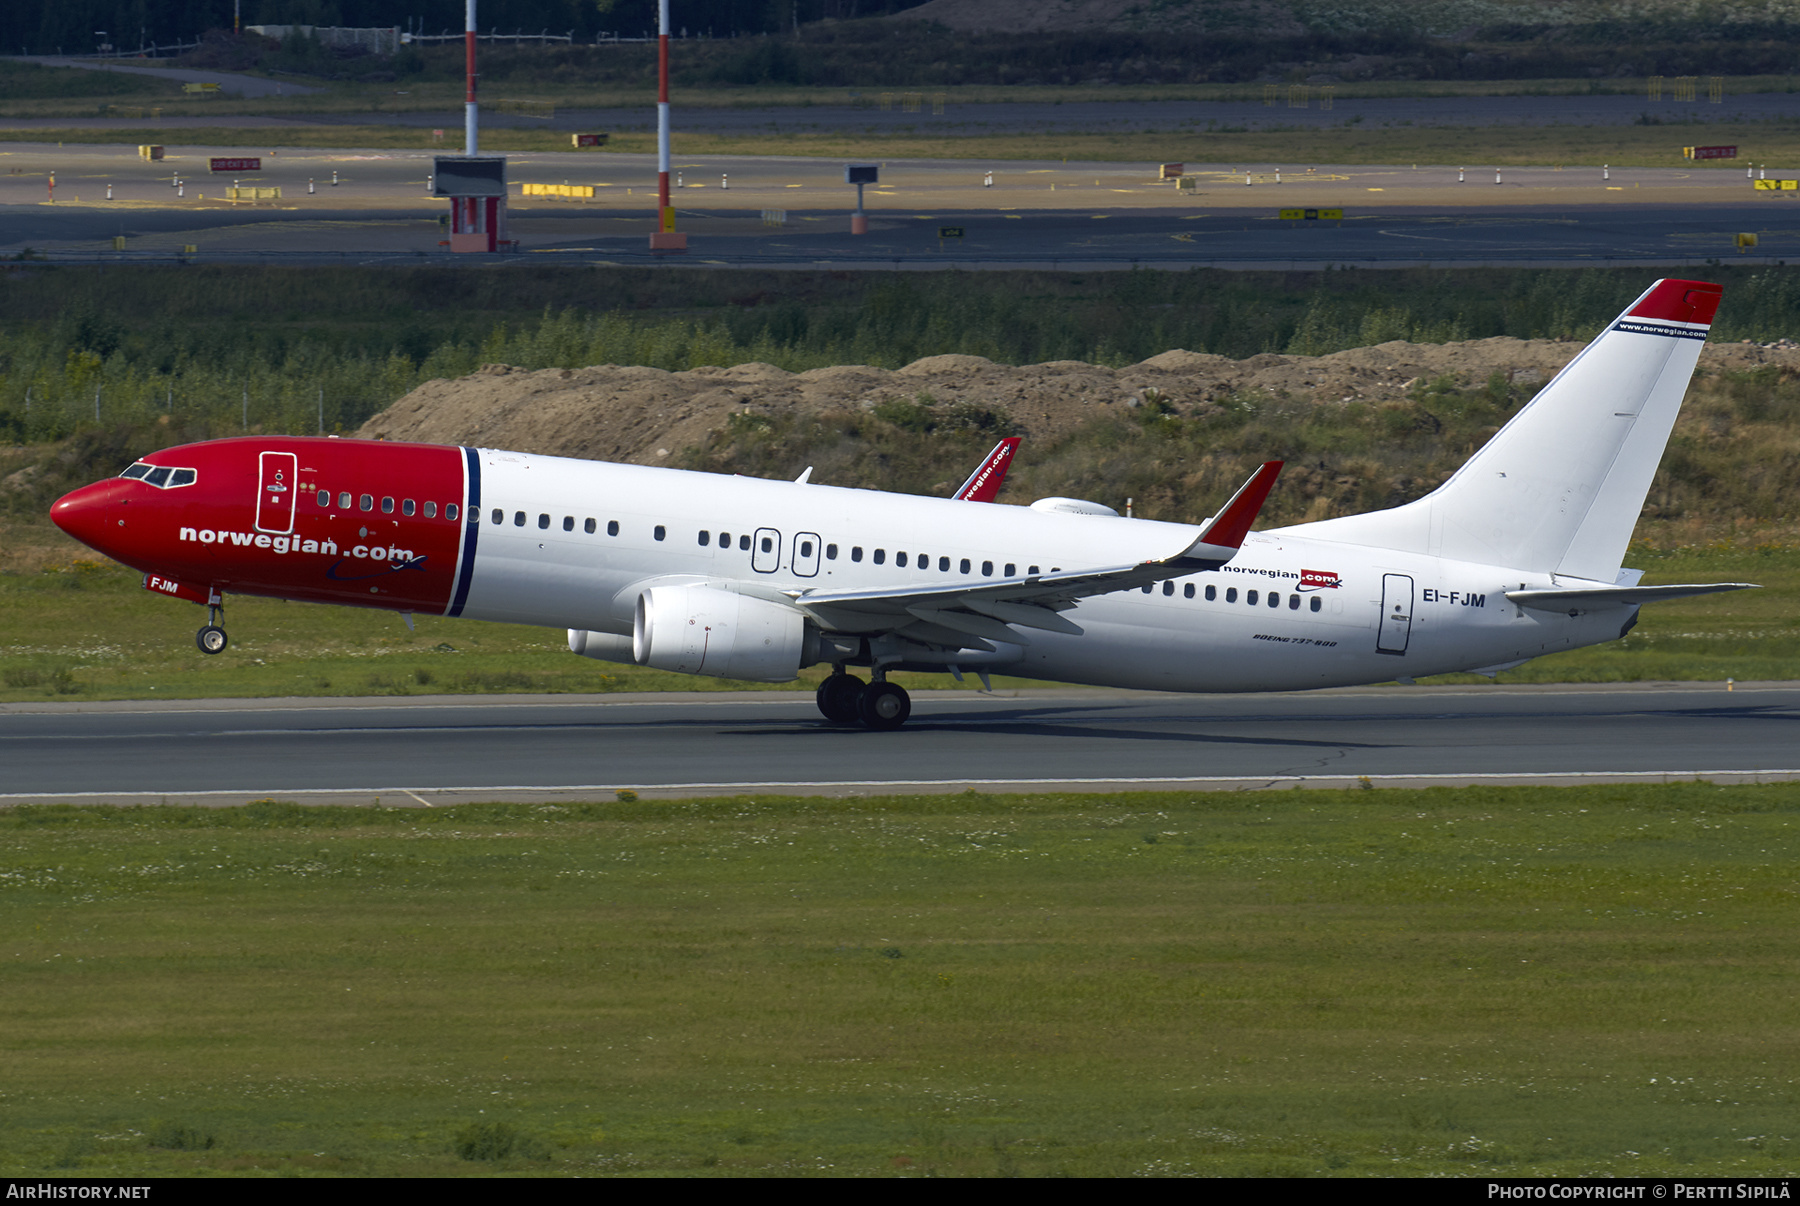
50,279,1755,728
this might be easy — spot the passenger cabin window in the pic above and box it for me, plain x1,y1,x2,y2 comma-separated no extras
538,513,550,530
1310,596,1321,612
1163,582,1175,596
1289,595,1300,610
402,499,416,517
514,511,526,527
492,508,503,525
382,497,395,514
360,494,374,512
584,518,595,534
317,490,330,507
1005,563,1015,576
608,520,620,537
562,516,574,532
939,557,950,572
1248,590,1259,605
1206,584,1216,601
1184,583,1195,599
873,549,886,565
424,502,437,518
1226,588,1238,603
1028,566,1040,576
698,530,711,546
655,526,667,542
826,544,838,560
737,534,749,550
447,504,459,521
851,547,863,562
799,539,814,558
981,560,992,576
896,552,908,568
341,492,353,510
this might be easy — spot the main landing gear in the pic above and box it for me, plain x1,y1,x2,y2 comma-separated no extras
816,669,912,730
196,598,228,655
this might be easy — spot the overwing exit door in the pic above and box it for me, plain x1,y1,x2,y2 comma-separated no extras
1377,573,1414,655
255,451,298,534
751,527,782,573
791,531,821,577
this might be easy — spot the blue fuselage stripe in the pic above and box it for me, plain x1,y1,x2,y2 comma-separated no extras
449,448,481,617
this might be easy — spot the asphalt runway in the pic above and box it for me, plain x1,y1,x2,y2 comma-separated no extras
2,684,1796,806
4,198,1795,267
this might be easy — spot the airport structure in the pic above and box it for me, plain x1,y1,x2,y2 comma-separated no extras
432,0,508,253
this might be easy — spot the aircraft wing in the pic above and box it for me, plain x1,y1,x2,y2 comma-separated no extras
788,461,1282,646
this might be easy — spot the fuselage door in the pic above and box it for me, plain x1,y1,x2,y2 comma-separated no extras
791,531,821,578
255,451,298,534
752,527,782,574
1377,573,1414,655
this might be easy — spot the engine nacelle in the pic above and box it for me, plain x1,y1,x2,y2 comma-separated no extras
633,586,808,682
567,629,636,664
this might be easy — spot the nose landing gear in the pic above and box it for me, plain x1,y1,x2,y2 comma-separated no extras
196,596,228,655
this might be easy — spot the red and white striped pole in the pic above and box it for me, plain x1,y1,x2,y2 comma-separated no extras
464,0,478,157
657,0,671,232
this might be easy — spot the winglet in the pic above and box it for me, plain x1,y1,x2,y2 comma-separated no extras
1171,461,1283,564
952,437,1021,502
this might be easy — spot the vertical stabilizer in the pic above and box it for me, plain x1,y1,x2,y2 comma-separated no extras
1284,279,1721,582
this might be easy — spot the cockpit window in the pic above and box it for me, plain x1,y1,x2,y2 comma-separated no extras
121,462,197,489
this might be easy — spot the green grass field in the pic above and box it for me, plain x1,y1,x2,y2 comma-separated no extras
3,783,1797,1177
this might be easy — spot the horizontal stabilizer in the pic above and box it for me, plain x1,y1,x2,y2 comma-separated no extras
1506,582,1759,611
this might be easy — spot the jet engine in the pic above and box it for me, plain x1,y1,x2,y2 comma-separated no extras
633,586,811,682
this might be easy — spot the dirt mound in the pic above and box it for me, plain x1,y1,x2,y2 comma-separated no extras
357,338,1800,465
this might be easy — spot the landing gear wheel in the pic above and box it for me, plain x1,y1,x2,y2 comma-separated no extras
816,673,866,724
196,625,228,655
858,681,911,730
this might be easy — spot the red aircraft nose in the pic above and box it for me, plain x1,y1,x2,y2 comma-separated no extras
51,478,135,558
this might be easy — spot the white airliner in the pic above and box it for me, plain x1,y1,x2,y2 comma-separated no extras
51,278,1755,728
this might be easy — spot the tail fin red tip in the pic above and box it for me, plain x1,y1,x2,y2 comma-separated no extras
1628,279,1723,325
953,437,1021,503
